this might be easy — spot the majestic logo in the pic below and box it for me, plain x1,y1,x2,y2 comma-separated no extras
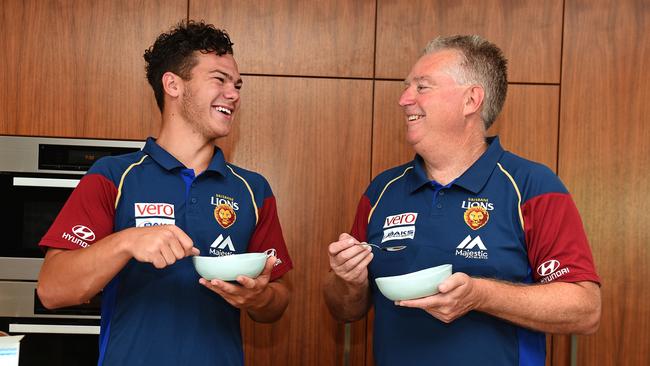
381,226,415,243
134,203,175,227
464,206,489,230
538,259,570,283
537,259,561,276
214,204,236,228
384,212,418,229
455,235,488,259
456,235,487,250
72,225,96,241
209,234,235,256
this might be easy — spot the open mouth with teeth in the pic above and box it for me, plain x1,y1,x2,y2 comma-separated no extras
407,114,424,121
214,106,233,116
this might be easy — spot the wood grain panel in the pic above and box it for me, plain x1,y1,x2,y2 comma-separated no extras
488,85,559,171
190,0,375,78
560,1,650,365
373,81,559,177
0,0,185,139
217,76,372,365
376,0,563,83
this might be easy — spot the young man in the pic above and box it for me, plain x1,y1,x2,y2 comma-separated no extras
324,35,600,366
37,20,292,365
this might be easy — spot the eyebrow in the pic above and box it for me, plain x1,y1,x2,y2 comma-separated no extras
210,69,243,86
404,76,433,85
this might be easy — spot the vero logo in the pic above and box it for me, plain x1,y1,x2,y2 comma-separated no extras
383,212,418,228
134,203,174,218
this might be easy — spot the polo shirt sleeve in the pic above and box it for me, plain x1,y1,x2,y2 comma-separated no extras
247,185,293,282
522,191,600,285
39,173,117,251
350,195,372,242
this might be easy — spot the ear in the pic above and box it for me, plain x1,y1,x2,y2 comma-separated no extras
463,85,485,118
162,71,183,99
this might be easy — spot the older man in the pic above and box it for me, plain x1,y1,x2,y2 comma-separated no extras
324,35,600,366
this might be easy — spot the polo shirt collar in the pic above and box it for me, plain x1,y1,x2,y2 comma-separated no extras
142,137,228,176
453,136,504,193
406,136,504,194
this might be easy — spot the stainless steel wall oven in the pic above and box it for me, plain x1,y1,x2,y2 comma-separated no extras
0,136,143,365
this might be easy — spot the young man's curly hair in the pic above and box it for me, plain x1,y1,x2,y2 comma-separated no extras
144,20,234,112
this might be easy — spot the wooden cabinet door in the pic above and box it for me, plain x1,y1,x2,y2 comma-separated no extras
0,0,185,139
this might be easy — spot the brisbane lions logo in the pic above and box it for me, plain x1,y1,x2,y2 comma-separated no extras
214,204,236,228
464,206,489,230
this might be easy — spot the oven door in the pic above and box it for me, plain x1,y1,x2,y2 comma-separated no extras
1,317,99,366
0,173,79,280
0,281,100,365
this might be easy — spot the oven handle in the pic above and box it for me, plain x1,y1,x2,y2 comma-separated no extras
9,323,99,335
12,177,80,188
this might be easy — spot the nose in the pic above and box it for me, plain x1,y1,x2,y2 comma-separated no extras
399,86,415,107
224,84,240,102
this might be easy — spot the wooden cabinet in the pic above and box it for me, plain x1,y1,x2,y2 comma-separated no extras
218,76,373,365
0,0,185,139
560,1,650,365
1,0,648,365
190,0,376,78
376,0,563,83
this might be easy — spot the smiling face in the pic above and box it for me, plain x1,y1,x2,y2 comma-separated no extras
398,50,471,149
179,52,242,140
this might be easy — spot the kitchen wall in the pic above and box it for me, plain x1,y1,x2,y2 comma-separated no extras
1,1,647,365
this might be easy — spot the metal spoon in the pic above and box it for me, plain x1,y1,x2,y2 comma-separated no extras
358,243,407,252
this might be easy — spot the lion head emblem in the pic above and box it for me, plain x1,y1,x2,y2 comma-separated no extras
463,206,489,230
214,204,236,228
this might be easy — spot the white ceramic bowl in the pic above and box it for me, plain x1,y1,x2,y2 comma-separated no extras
192,253,267,281
375,264,452,301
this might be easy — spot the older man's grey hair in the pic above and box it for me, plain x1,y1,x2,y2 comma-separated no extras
424,35,508,129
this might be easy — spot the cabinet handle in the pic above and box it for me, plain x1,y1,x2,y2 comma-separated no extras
9,323,99,335
12,177,79,188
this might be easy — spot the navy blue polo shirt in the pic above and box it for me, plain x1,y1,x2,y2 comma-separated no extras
41,138,292,366
351,137,598,366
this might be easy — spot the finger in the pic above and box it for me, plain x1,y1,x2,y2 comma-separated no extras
199,279,228,298
210,279,241,295
168,239,186,260
396,295,440,309
340,251,373,283
152,255,167,269
190,247,200,256
338,233,354,241
260,256,276,277
438,273,466,293
332,246,372,270
351,250,374,275
236,275,257,289
236,256,274,288
165,225,195,253
328,236,360,257
159,245,177,265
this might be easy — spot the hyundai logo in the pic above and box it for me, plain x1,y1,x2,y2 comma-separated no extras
537,259,560,276
72,225,96,241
